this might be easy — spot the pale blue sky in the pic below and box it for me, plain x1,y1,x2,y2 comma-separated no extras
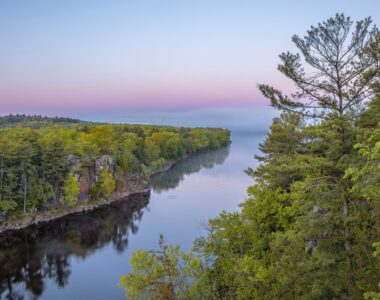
0,1,379,116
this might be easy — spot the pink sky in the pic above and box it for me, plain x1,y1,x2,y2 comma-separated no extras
1,1,378,116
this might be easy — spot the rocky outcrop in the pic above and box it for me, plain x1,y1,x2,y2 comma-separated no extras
0,155,176,233
68,155,118,202
95,155,116,178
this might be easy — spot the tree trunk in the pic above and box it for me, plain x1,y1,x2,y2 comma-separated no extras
0,158,3,201
343,196,355,297
23,170,27,213
339,114,355,297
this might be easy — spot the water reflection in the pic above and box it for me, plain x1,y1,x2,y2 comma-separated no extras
0,192,149,300
151,145,230,193
0,146,231,300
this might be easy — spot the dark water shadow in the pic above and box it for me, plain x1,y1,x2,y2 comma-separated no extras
0,146,230,299
151,145,230,193
0,193,149,300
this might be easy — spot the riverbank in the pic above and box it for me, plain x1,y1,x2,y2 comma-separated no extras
0,158,181,234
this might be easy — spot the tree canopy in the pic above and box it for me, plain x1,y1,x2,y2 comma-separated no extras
0,122,230,219
120,14,380,300
258,14,380,118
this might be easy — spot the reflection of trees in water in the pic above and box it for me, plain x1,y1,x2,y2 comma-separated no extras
0,192,150,299
0,147,229,299
151,146,230,193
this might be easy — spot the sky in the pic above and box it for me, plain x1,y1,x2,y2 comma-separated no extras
0,0,380,119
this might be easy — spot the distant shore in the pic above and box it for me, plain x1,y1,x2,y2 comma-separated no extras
0,158,180,234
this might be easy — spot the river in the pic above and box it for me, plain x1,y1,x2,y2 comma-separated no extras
0,132,266,300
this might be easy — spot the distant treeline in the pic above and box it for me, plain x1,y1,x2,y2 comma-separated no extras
0,121,230,217
0,114,86,129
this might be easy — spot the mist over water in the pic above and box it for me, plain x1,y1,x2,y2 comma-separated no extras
81,105,277,135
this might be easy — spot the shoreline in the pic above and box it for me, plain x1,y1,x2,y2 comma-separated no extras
0,158,180,234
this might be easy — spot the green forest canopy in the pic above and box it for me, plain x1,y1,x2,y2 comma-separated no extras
120,14,380,300
0,114,86,128
0,117,230,217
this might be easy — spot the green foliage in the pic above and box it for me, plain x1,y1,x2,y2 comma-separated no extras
0,114,86,129
346,126,380,202
138,108,378,300
91,171,116,200
0,119,229,218
145,132,185,160
191,110,379,299
122,14,379,299
0,200,17,215
119,235,208,300
258,14,380,118
99,171,116,199
358,93,380,128
364,243,380,300
63,173,79,206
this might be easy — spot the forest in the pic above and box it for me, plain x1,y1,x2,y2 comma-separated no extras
119,14,380,299
0,114,85,128
0,119,230,220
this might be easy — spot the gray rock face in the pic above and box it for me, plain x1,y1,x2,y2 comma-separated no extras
67,155,82,174
66,155,116,202
95,155,116,181
65,154,146,203
0,152,187,233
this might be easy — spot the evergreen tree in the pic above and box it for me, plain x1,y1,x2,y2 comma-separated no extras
258,14,380,118
121,14,380,300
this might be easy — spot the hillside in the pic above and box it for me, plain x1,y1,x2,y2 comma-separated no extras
0,118,230,231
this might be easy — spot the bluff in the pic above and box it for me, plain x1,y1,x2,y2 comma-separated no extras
0,118,230,232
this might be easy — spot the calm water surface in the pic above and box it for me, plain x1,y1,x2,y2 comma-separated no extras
0,132,265,300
